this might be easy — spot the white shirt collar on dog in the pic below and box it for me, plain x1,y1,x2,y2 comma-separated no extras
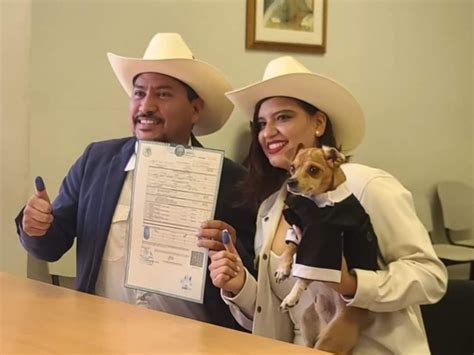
300,182,352,208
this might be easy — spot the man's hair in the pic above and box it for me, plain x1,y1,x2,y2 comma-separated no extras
181,81,199,101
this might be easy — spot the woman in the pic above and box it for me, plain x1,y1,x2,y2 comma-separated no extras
197,56,447,354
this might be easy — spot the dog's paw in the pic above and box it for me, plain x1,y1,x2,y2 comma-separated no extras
279,295,299,312
274,269,289,283
275,265,291,283
279,301,290,312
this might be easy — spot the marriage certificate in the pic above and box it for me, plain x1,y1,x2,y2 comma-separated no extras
125,141,224,303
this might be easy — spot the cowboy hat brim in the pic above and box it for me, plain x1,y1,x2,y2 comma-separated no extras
108,53,233,136
226,72,364,153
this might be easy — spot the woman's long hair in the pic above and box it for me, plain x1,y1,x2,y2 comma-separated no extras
239,97,337,208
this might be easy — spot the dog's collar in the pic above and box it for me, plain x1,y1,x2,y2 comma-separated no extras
295,182,352,207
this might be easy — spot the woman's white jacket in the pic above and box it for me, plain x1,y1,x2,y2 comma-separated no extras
222,163,447,354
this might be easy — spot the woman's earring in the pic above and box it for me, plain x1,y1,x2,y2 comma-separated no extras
315,130,321,137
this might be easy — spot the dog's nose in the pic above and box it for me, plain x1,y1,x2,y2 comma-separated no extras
287,178,298,189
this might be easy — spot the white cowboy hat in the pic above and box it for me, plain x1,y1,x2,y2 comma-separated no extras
225,56,365,153
107,33,233,136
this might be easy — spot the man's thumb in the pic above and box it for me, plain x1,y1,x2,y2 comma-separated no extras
35,176,50,203
221,229,238,255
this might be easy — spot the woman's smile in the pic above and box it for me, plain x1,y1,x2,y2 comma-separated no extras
265,140,288,155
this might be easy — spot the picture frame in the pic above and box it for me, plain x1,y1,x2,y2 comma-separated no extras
246,0,327,54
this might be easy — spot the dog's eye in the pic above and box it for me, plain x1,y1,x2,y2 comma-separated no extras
308,166,320,176
289,164,295,175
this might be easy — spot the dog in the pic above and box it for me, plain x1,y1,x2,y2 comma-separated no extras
274,145,378,353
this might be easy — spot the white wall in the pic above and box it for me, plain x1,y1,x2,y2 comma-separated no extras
1,0,32,276
1,0,472,274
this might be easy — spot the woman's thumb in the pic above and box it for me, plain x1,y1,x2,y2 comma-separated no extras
221,229,238,255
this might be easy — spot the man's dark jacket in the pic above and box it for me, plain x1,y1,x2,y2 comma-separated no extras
15,136,256,331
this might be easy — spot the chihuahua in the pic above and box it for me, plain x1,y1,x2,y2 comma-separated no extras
275,145,378,353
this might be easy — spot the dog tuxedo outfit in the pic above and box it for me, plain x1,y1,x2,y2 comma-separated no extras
283,184,379,283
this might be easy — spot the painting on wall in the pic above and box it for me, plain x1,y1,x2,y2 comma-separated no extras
246,0,327,53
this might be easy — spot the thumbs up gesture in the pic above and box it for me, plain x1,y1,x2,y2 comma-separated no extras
22,176,54,237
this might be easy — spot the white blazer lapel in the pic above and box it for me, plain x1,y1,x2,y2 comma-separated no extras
259,184,288,255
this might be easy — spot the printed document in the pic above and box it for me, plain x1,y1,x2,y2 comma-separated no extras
125,141,223,303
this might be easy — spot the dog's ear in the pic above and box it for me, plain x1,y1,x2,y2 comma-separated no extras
322,145,346,168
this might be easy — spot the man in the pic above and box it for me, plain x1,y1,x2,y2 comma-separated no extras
15,33,255,330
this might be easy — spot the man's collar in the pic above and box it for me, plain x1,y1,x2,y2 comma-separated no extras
124,141,138,171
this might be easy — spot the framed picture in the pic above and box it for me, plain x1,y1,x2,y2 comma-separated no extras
246,0,327,53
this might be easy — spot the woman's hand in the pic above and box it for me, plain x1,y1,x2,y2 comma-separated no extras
197,220,237,254
208,230,246,295
326,257,357,297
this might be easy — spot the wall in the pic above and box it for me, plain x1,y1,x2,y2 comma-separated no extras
0,0,32,275
1,0,472,274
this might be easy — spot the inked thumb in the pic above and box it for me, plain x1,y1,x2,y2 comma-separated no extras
35,176,50,203
221,229,238,255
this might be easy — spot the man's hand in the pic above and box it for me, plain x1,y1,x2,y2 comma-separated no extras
22,176,54,237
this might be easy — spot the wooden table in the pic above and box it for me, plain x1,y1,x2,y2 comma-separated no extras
0,272,327,354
